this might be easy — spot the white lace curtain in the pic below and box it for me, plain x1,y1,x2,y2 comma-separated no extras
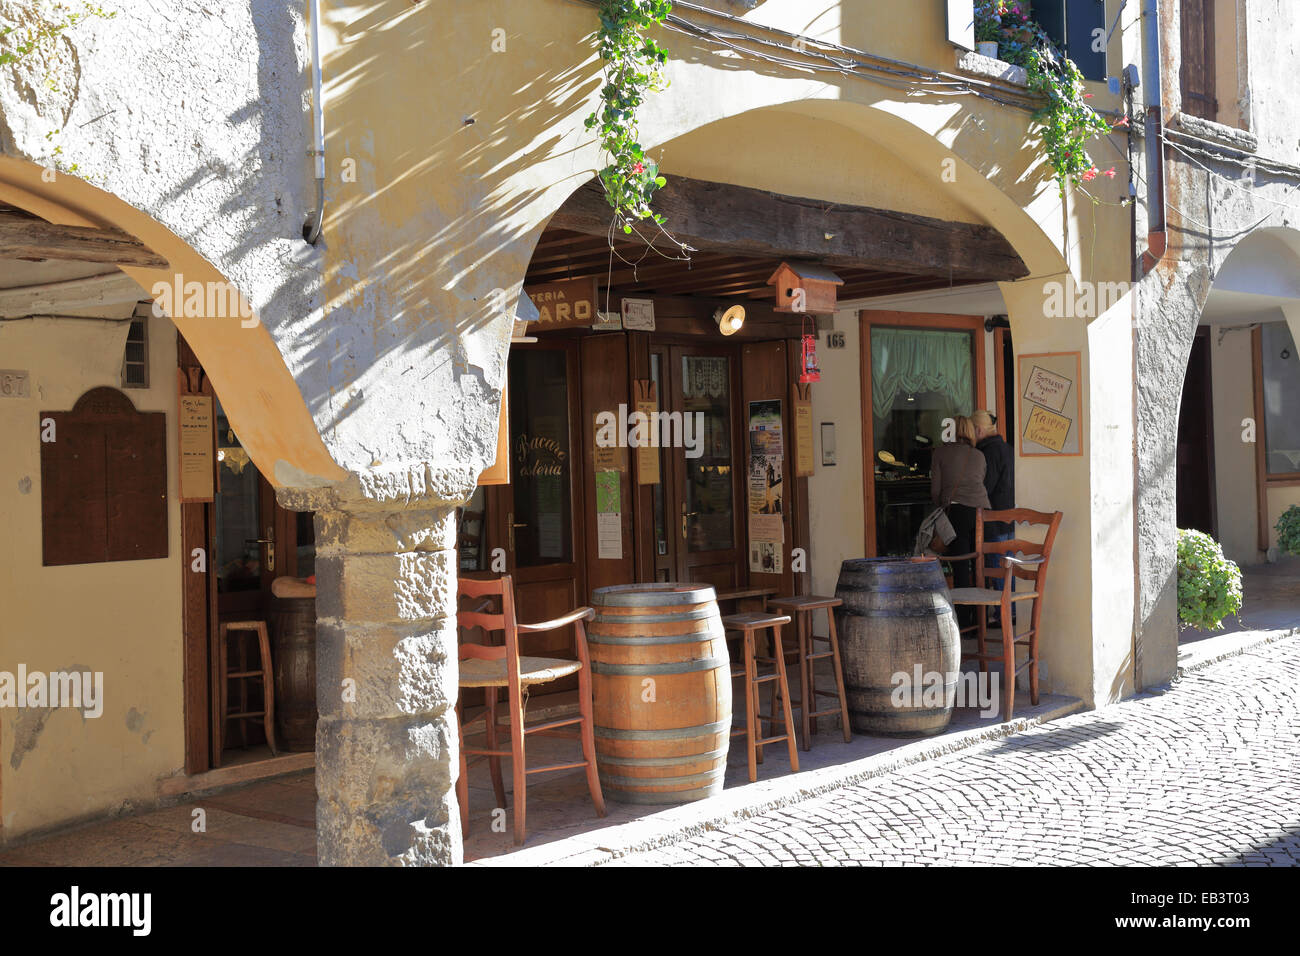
871,328,973,419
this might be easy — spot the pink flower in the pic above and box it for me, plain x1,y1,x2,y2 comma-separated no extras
1113,115,1130,128
1081,167,1098,182
631,161,645,175
1102,166,1117,178
1083,93,1094,99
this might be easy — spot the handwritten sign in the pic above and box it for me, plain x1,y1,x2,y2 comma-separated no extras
1018,352,1082,456
1023,365,1072,413
1023,405,1071,453
634,380,660,485
621,298,656,331
179,394,215,502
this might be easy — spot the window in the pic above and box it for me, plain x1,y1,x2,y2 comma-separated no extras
1035,0,1108,82
1260,322,1300,477
1180,0,1218,120
122,303,150,388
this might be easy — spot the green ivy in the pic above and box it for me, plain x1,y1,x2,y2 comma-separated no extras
584,0,672,232
1275,505,1300,556
1176,529,1244,630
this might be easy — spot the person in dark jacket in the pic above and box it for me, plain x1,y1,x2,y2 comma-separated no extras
973,410,1015,623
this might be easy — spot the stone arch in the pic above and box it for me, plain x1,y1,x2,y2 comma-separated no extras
0,156,343,487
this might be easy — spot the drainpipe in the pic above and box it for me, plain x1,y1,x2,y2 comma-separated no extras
1140,0,1167,273
303,0,326,245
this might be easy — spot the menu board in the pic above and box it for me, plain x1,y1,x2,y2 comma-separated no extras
178,394,215,502
1018,352,1082,456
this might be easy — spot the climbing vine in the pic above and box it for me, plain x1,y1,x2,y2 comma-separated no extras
584,0,672,232
975,1,1121,197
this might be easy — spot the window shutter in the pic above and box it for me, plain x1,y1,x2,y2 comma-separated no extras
1036,1,1107,82
1066,0,1107,81
947,0,974,50
1179,0,1218,119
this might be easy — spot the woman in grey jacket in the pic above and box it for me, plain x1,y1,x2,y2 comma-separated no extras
930,416,990,595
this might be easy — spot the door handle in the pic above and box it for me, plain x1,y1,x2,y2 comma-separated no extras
508,512,527,552
247,525,275,572
680,510,697,540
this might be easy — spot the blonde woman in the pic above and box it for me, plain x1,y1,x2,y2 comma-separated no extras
930,415,990,596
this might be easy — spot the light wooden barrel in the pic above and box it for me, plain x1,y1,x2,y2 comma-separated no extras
588,583,732,805
270,596,317,752
834,557,960,737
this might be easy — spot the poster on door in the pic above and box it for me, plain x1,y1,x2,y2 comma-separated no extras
748,454,783,515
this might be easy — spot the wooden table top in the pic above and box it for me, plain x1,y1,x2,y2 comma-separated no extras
767,594,842,612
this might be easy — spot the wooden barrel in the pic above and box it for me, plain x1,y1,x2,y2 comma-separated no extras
588,583,732,805
270,596,317,751
834,557,960,737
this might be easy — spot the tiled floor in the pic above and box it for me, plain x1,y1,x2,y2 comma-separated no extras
0,772,316,867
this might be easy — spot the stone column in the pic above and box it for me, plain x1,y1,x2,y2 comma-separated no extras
283,469,473,866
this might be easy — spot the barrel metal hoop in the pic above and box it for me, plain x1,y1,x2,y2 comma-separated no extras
590,655,730,676
591,606,718,625
597,767,726,789
592,583,718,607
594,718,730,741
587,625,725,646
600,783,723,804
839,606,954,618
595,747,729,768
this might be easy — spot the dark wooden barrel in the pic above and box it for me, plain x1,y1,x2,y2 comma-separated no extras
270,596,317,751
834,557,960,737
588,583,732,805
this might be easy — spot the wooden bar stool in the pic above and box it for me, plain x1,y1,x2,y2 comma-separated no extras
212,620,277,768
768,596,853,750
722,612,799,783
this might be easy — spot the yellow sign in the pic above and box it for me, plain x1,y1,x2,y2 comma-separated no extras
1023,404,1071,453
179,394,215,502
794,401,814,476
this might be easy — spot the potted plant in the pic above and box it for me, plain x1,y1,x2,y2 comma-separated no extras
1176,529,1244,630
1276,504,1300,556
974,1,1002,59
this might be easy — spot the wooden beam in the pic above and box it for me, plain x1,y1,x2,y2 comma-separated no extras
0,211,168,268
0,271,146,318
548,178,1028,282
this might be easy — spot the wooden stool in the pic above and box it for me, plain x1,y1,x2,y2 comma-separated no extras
768,596,853,750
212,621,277,768
722,612,799,783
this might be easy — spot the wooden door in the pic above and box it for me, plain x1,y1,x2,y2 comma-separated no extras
665,344,745,588
486,341,587,692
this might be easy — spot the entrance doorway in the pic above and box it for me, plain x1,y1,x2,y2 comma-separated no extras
179,338,316,773
1176,327,1217,537
860,312,987,557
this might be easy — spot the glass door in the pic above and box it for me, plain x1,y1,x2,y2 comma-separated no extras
666,346,743,589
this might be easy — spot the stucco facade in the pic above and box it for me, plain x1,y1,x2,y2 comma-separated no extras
0,0,1202,865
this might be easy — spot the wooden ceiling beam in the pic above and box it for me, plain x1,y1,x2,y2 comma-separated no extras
0,211,168,268
548,177,1028,282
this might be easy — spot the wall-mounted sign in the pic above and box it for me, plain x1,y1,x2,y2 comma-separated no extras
524,276,599,329
821,422,837,466
634,380,660,485
1018,352,1082,456
1,369,30,398
178,394,216,502
793,385,814,477
621,297,656,331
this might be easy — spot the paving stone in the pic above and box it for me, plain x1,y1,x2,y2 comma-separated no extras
612,637,1300,866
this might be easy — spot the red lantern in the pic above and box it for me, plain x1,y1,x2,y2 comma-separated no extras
799,330,821,383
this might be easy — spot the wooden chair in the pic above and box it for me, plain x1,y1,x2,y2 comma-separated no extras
212,620,277,768
767,596,853,749
722,612,800,783
455,574,605,845
947,508,1063,721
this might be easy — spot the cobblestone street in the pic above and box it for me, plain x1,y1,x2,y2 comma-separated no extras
607,636,1300,866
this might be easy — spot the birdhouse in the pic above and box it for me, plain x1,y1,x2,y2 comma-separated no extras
767,261,844,314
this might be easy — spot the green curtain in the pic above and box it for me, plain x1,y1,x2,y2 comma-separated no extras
871,328,973,420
